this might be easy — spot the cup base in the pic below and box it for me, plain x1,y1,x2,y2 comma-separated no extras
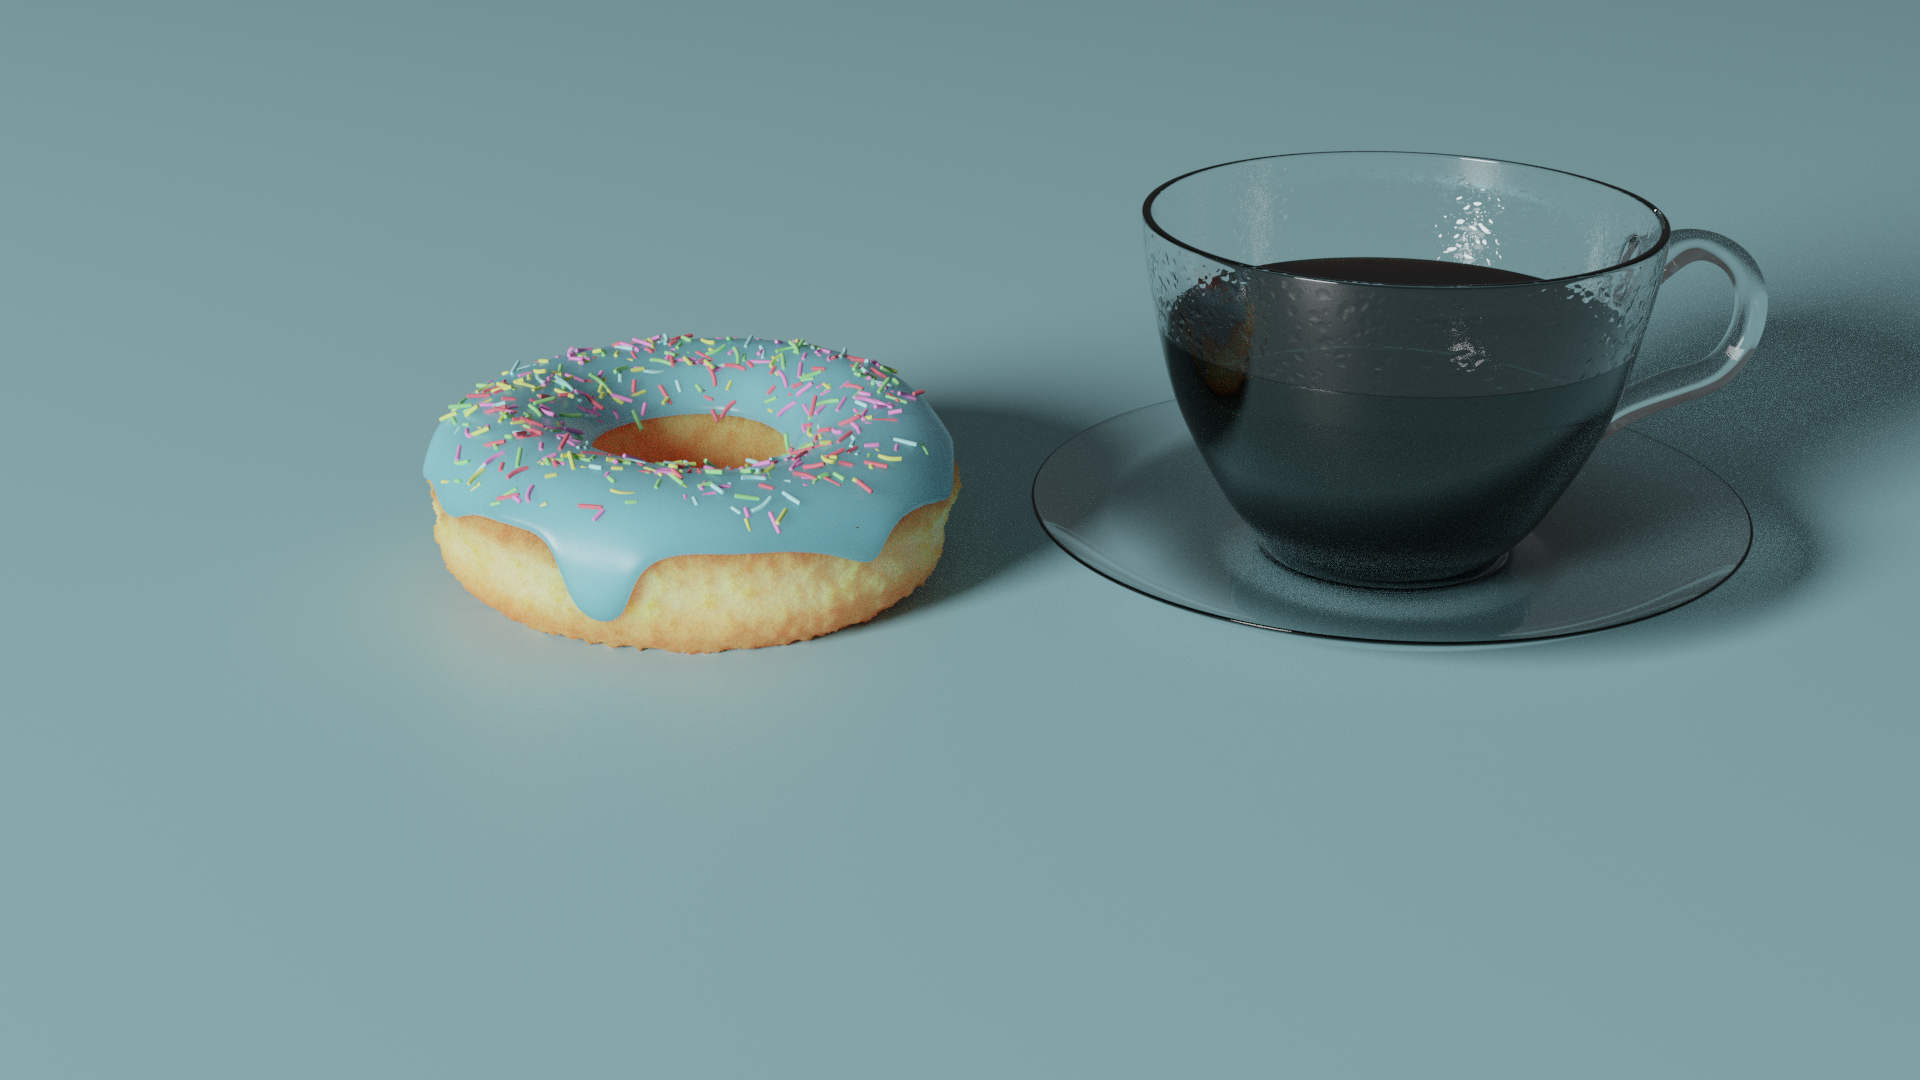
1263,550,1511,591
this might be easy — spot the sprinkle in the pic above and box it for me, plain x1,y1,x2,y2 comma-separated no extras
852,477,873,494
767,511,781,533
758,483,776,490
893,438,917,447
507,466,529,479
544,472,558,478
781,491,800,505
877,453,903,461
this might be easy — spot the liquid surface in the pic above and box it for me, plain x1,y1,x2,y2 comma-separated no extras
1257,257,1541,287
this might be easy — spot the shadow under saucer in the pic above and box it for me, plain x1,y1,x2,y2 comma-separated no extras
1032,401,1752,644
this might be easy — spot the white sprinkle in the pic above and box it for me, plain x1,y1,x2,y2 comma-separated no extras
674,380,683,392
751,496,771,512
781,491,800,505
893,438,917,447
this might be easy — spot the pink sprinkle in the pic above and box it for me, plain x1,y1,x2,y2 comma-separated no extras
776,401,796,417
507,466,529,479
758,483,775,490
767,511,781,534
453,445,464,462
482,451,505,467
593,509,605,522
526,484,535,501
852,478,873,494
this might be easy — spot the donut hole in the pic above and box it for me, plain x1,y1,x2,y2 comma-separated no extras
591,414,786,468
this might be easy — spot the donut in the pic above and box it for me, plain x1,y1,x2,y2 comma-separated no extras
423,335,959,652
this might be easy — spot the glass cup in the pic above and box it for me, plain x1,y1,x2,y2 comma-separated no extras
1143,151,1766,588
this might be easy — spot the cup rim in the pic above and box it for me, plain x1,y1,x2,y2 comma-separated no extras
1142,150,1674,288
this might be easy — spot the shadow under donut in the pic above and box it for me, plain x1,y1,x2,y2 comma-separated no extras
872,401,1086,619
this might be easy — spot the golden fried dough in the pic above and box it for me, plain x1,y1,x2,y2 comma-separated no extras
430,464,959,653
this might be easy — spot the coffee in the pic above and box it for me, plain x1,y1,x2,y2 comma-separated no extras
1253,257,1539,287
1163,257,1632,586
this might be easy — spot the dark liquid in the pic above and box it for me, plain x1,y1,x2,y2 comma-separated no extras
1255,256,1539,287
1165,257,1630,587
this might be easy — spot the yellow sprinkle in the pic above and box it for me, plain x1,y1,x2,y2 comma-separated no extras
610,489,635,495
544,472,558,478
877,453,902,461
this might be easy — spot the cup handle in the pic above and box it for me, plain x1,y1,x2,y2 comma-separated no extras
1607,229,1768,435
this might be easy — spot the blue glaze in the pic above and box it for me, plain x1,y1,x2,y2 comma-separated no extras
423,336,955,621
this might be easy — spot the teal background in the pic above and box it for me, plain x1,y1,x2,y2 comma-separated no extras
3,1,1915,1076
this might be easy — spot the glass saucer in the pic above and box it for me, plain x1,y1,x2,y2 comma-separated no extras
1032,401,1751,644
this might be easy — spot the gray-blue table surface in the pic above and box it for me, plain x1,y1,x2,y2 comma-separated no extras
4,3,1913,1077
